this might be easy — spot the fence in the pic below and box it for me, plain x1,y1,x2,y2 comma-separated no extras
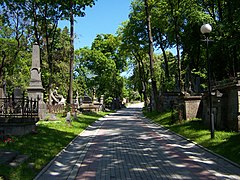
0,96,39,119
47,104,64,114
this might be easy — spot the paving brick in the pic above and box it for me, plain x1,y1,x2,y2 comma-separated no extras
35,103,240,180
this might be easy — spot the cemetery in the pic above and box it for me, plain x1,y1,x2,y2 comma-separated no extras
1,0,240,179
157,75,240,132
0,43,106,139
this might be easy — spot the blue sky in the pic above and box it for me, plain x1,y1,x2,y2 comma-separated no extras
59,0,132,49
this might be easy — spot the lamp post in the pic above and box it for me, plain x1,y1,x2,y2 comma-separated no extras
200,23,214,139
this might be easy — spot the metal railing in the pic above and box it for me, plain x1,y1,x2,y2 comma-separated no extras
0,96,39,118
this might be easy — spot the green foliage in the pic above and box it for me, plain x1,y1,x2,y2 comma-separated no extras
128,90,141,102
0,18,31,93
1,0,240,107
120,0,240,96
0,0,96,99
75,34,127,101
104,96,113,106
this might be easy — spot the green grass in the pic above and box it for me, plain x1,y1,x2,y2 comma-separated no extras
144,110,240,165
0,111,110,180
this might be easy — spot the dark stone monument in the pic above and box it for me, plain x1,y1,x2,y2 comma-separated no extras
13,87,23,99
27,43,46,119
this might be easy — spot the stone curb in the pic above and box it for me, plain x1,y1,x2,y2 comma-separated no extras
67,120,105,180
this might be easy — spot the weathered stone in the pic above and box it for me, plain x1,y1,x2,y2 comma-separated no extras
9,155,29,167
27,43,46,119
181,95,202,120
0,150,19,165
202,79,240,131
13,87,23,98
0,88,5,98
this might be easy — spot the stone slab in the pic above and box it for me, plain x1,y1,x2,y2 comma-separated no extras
0,150,19,165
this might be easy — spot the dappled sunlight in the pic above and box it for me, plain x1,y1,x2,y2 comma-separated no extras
35,106,240,180
74,108,240,179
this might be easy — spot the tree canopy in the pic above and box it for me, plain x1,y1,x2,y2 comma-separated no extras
1,0,240,106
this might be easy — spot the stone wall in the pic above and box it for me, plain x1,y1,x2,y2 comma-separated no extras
158,92,180,112
158,92,202,120
0,117,38,136
159,79,240,132
180,95,202,120
202,80,240,131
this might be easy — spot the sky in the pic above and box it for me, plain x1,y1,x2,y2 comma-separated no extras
59,0,132,49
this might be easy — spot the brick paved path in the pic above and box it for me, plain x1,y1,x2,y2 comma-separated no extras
35,104,240,180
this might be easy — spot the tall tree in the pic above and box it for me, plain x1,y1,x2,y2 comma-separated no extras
118,19,149,106
75,34,126,101
69,0,74,104
144,0,159,111
1,0,96,103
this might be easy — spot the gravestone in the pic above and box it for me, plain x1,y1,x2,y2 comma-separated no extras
82,92,92,103
66,112,71,125
13,87,23,99
27,43,46,119
0,88,5,98
75,91,79,108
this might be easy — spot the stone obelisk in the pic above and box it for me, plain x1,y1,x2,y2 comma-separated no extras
27,43,46,119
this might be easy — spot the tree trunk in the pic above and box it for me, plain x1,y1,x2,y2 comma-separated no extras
158,33,169,79
144,0,158,111
139,56,148,107
68,0,74,104
133,52,148,107
174,0,181,92
176,33,181,91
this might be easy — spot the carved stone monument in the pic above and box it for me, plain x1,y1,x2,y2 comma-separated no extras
50,87,66,105
27,43,46,119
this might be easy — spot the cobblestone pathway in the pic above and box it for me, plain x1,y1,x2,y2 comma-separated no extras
35,104,240,180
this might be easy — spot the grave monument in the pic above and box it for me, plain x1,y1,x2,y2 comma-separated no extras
27,43,46,119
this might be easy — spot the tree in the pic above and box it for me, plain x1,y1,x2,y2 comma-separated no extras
144,0,159,111
59,0,96,104
0,10,31,93
118,1,151,107
1,0,96,103
75,34,126,103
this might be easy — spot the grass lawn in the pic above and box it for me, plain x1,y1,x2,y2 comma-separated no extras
144,110,240,166
0,111,110,180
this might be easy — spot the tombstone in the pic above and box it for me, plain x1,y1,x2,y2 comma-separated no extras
50,87,66,105
0,80,7,99
174,76,180,92
82,91,92,104
75,91,79,107
27,43,46,119
13,87,23,99
66,112,71,125
0,88,5,98
73,111,78,120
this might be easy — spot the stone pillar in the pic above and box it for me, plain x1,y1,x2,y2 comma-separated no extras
0,88,5,98
27,43,46,119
